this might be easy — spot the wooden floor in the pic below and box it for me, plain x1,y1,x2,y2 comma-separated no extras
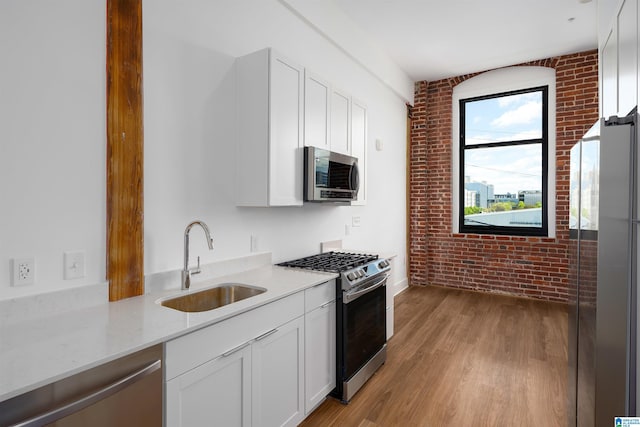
301,285,568,427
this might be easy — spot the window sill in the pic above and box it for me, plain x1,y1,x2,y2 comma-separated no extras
452,233,557,244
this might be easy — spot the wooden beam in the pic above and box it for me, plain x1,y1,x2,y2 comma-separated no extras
106,0,144,301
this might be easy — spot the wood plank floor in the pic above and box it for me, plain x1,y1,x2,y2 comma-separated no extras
301,285,568,427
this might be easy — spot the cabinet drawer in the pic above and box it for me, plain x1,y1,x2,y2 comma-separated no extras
304,280,336,313
165,292,304,380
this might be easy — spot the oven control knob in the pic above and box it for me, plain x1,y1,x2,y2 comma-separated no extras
379,260,389,269
357,269,365,278
347,272,356,281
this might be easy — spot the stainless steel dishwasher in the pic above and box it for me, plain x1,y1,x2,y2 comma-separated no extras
0,344,162,426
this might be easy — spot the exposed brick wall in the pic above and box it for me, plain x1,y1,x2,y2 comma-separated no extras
409,50,599,303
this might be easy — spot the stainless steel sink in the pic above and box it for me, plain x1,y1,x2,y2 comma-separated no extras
160,284,266,313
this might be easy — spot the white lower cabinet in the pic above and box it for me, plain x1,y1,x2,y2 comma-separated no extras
166,344,252,427
304,301,335,414
252,317,305,427
165,280,337,427
304,280,336,415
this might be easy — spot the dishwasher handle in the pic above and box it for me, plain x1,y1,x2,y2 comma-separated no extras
13,360,162,427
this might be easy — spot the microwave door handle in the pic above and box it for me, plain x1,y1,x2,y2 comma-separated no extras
350,162,360,193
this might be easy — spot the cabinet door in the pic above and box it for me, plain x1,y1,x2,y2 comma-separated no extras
252,316,305,427
602,27,618,118
304,300,336,414
304,72,330,149
330,88,351,155
351,99,367,205
166,345,252,427
386,261,395,340
618,0,637,116
269,53,304,206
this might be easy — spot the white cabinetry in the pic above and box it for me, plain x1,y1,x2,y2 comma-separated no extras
303,73,368,204
602,27,618,118
600,0,639,119
236,48,304,207
330,88,351,155
166,345,251,427
164,280,337,426
304,280,336,414
386,258,395,340
303,75,352,157
252,317,305,427
304,71,330,150
350,99,367,205
618,0,638,116
165,292,305,427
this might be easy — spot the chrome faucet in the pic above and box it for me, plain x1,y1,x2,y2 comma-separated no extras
182,220,214,290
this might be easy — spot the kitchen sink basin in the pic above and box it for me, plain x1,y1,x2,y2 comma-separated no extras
160,284,267,313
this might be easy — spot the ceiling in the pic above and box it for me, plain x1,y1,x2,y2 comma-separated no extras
332,0,598,82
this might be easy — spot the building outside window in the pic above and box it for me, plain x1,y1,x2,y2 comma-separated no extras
459,86,548,236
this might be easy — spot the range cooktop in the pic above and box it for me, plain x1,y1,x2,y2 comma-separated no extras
277,251,378,273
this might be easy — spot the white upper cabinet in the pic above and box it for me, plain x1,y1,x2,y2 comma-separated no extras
601,27,618,119
599,0,640,120
304,71,331,150
350,99,367,205
330,87,351,155
238,48,369,206
236,48,304,207
618,0,638,116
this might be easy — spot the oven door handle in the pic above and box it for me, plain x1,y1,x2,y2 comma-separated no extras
344,274,388,304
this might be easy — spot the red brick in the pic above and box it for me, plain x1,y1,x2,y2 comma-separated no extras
409,50,598,304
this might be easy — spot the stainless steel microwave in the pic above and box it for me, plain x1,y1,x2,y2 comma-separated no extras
304,146,359,203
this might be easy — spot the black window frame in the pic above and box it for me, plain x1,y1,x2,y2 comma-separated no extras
459,85,549,237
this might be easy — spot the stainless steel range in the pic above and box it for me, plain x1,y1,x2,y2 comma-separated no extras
278,251,390,403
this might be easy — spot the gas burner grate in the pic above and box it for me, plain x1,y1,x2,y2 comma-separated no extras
277,251,378,273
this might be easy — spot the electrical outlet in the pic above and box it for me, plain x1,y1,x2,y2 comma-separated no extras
11,257,35,286
250,235,259,253
352,216,361,227
64,251,85,280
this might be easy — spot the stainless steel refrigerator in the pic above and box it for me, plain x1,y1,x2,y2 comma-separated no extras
569,112,638,426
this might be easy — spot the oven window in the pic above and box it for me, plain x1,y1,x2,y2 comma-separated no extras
343,283,386,379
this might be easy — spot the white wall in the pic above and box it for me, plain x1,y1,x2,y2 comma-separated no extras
0,1,106,299
0,0,408,300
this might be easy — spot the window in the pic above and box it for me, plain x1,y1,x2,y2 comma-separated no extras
459,86,548,236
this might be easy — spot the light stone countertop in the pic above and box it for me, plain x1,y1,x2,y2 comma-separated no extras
0,259,337,403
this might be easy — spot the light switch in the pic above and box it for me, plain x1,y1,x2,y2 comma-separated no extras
64,251,85,280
